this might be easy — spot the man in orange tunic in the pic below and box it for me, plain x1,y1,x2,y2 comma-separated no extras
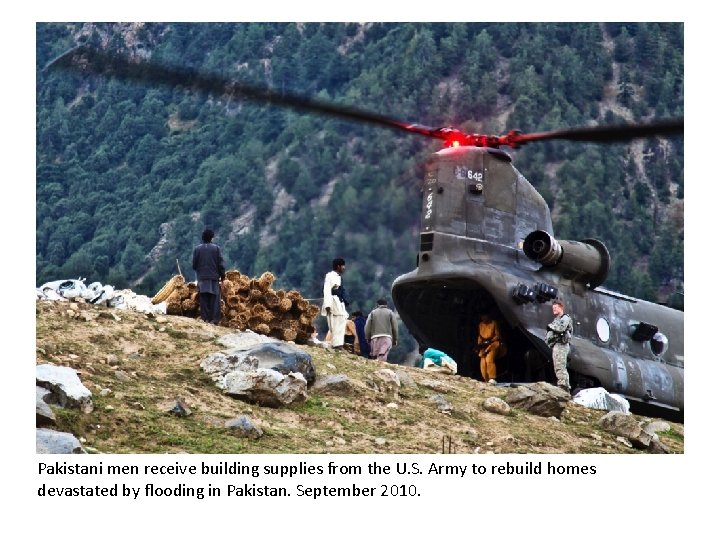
477,313,503,384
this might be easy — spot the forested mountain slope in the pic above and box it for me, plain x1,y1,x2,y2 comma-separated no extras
36,23,684,359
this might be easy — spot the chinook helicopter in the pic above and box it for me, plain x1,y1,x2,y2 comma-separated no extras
392,137,684,421
46,45,684,420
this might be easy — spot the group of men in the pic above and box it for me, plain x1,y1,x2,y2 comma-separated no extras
322,257,399,361
191,233,399,361
191,230,572,389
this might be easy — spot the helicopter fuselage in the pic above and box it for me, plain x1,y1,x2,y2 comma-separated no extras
392,146,684,419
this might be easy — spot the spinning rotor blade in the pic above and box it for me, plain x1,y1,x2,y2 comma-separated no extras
504,119,684,147
45,46,443,140
45,46,683,150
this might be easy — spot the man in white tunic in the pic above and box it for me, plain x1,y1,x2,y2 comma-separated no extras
322,258,348,349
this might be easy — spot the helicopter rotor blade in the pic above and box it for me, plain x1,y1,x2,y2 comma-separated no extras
45,46,683,150
44,45,447,141
503,119,684,147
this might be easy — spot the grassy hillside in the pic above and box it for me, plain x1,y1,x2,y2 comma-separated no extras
36,299,684,454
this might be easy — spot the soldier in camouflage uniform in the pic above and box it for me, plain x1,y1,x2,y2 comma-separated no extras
545,299,573,393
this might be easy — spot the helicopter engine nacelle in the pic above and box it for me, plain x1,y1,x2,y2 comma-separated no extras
523,230,611,288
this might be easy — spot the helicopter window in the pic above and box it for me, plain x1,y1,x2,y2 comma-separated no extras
483,157,516,213
651,332,668,356
596,317,610,342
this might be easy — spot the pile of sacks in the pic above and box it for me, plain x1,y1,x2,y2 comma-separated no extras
36,278,166,315
153,270,320,344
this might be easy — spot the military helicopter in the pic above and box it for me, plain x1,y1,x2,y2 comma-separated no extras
391,134,684,422
46,45,684,420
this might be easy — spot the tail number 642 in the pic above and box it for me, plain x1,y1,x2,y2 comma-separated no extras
424,193,434,219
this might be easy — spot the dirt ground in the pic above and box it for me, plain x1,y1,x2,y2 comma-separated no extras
35,299,684,454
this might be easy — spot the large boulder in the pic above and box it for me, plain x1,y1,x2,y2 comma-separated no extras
598,411,653,449
505,382,570,417
224,368,307,407
200,352,259,387
36,387,56,427
36,428,84,454
218,330,275,351
36,364,93,413
231,342,315,386
202,342,316,387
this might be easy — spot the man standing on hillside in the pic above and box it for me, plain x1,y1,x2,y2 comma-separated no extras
476,312,503,385
545,299,573,393
192,228,226,325
365,298,399,361
322,258,348,350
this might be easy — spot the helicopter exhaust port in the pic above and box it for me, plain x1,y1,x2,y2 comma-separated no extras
522,230,611,289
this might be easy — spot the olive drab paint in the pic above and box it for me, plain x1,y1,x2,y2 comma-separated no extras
392,146,683,420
